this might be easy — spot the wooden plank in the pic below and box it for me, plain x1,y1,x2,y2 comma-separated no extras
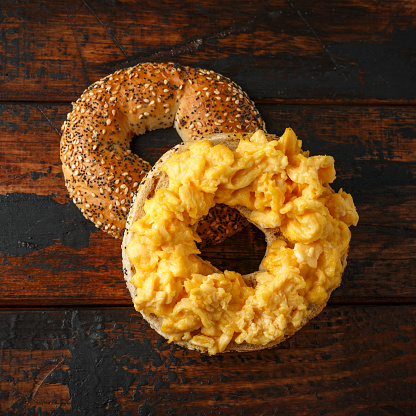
0,0,415,102
1,222,415,306
1,103,415,192
1,306,415,415
0,103,415,305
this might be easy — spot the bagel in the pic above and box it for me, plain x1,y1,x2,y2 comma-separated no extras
60,62,265,240
122,129,359,354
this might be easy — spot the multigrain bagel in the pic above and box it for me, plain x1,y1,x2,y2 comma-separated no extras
60,62,265,239
122,130,359,354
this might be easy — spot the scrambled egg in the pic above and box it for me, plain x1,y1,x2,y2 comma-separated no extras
126,129,359,354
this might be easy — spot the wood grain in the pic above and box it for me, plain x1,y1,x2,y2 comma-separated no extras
0,0,415,103
1,220,415,306
1,1,415,413
1,103,415,196
1,103,415,305
1,306,415,415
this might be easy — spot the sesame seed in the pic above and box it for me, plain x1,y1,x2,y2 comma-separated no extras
106,119,112,125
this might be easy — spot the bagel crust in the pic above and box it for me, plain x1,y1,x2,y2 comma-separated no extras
122,130,359,354
60,62,264,239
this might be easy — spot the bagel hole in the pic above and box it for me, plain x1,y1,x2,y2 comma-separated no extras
130,127,181,165
199,219,267,276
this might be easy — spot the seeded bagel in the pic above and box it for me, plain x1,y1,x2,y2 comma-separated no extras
60,62,264,240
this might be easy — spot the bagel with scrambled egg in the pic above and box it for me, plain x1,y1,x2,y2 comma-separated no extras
60,62,264,241
122,129,359,354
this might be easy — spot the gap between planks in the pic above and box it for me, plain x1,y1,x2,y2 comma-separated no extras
1,298,416,310
1,98,416,107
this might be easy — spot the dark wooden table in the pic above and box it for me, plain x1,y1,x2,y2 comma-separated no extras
1,1,415,415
